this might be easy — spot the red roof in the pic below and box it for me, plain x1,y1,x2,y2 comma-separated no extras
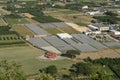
44,51,57,59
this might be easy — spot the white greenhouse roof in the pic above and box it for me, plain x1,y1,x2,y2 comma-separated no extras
57,33,73,39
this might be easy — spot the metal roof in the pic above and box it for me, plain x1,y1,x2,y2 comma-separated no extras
28,38,61,54
52,22,69,27
71,43,97,52
92,23,109,28
62,38,97,52
43,36,75,51
103,42,120,47
25,24,50,35
71,34,107,49
39,23,56,28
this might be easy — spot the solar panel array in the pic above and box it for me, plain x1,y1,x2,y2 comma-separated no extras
25,24,50,35
103,42,120,47
43,36,75,51
39,23,56,28
62,38,97,52
52,22,69,27
28,38,61,54
72,34,107,49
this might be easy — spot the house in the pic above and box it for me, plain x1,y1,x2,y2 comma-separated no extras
44,51,57,59
88,23,110,31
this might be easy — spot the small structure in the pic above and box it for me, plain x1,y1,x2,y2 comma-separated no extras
57,33,73,39
88,23,110,31
110,30,120,35
85,31,101,35
44,51,57,59
82,6,88,9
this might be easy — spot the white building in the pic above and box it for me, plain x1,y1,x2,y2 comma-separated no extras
57,33,73,39
88,23,110,31
82,6,88,9
110,30,120,35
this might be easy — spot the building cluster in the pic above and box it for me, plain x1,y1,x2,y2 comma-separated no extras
86,23,120,36
23,22,120,59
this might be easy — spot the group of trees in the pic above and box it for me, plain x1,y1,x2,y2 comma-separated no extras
0,26,18,35
0,60,55,80
93,11,120,24
1,57,119,80
61,50,80,59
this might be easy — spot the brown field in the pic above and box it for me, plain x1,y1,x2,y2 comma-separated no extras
66,22,88,32
44,9,96,26
12,24,35,38
78,48,120,60
57,26,79,34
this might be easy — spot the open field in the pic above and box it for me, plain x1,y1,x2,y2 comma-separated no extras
0,18,6,26
44,28,62,35
0,46,74,75
44,9,96,26
12,24,35,38
78,48,120,60
5,18,29,25
66,22,88,32
57,26,79,34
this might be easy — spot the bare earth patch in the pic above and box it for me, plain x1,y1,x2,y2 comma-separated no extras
78,48,120,60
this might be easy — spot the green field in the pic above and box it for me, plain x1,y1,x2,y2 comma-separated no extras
44,28,63,35
0,46,74,75
5,18,29,25
12,25,34,38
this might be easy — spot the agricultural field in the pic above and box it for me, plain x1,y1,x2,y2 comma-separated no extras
44,9,96,26
4,14,29,25
12,24,35,38
0,46,74,75
78,48,120,60
57,26,79,34
44,28,63,35
0,17,6,26
5,18,29,25
0,26,26,47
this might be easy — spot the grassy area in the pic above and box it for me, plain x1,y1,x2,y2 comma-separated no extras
58,27,79,34
5,18,29,25
0,18,6,26
44,28,62,35
0,46,74,75
12,24,34,38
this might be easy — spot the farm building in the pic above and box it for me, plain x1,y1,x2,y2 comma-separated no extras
88,23,110,31
44,51,57,59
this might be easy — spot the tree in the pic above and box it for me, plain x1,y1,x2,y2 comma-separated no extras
91,69,112,80
65,50,80,59
36,73,54,80
0,60,25,80
70,62,91,76
46,65,58,76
